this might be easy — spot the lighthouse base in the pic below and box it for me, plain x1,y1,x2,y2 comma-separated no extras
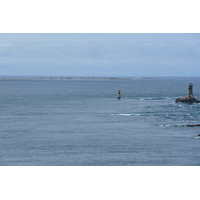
175,95,200,103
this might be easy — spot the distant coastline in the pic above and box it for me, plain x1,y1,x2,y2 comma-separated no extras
0,76,199,80
0,76,154,80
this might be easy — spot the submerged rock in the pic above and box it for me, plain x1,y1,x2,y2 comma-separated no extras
174,124,200,127
183,124,200,127
175,95,200,103
161,124,200,127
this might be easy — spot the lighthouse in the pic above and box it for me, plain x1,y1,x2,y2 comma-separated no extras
117,90,121,99
188,83,193,97
175,83,200,103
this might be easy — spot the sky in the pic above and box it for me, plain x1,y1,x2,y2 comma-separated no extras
0,33,199,77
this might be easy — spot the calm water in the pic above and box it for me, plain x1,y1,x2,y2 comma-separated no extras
1,77,200,166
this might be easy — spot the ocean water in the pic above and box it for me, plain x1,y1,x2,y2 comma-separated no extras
1,77,200,166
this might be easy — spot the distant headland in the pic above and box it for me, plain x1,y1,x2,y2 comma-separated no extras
0,76,154,80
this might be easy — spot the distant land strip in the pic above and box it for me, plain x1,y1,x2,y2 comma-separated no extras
0,76,154,80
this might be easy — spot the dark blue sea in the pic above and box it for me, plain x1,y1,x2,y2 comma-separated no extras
1,77,200,166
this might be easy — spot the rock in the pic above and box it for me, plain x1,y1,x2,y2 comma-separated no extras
185,124,200,127
175,95,200,103
175,83,200,103
176,124,200,127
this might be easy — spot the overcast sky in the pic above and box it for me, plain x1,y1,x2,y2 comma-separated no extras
0,33,199,77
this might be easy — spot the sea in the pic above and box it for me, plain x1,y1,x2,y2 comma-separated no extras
1,77,200,166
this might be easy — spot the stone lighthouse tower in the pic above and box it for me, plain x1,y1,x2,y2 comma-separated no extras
175,83,200,103
188,83,193,97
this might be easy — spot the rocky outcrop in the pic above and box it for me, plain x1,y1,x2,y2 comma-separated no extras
176,124,200,127
175,83,200,103
175,95,200,103
162,124,200,127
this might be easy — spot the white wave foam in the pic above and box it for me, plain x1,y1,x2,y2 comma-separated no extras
119,114,132,116
118,113,152,116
